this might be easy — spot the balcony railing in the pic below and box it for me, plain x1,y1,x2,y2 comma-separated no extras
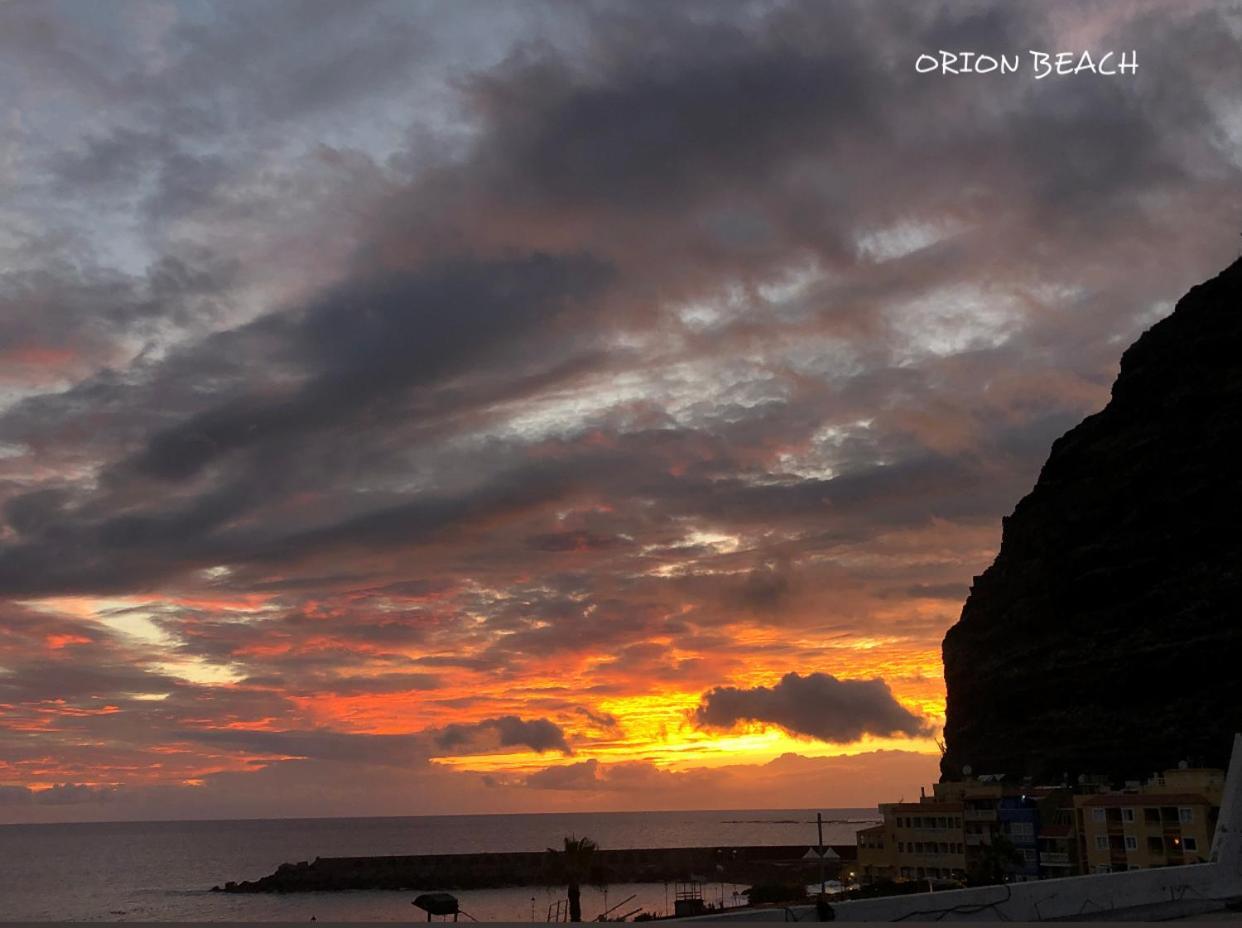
1040,852,1071,866
964,809,998,821
898,852,965,862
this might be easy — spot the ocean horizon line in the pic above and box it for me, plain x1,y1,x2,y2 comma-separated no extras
0,805,883,830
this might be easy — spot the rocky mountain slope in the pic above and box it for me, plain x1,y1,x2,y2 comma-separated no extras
941,256,1242,783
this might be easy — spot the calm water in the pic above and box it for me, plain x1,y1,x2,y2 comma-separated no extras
0,809,877,921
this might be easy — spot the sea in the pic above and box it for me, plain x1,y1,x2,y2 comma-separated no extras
0,809,878,922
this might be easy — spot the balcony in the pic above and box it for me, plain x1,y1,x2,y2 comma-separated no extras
1041,853,1072,866
964,809,998,822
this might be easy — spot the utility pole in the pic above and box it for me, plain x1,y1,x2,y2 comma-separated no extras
817,811,827,896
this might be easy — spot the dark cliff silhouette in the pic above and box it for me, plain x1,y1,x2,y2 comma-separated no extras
941,255,1242,783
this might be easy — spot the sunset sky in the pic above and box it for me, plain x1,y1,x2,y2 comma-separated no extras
2,0,1241,822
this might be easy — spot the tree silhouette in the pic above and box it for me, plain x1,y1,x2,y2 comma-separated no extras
546,835,598,922
966,834,1024,886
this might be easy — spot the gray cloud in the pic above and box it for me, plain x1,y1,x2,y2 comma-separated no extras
0,784,115,806
178,728,431,768
523,759,603,790
694,672,933,742
434,716,573,755
33,783,117,805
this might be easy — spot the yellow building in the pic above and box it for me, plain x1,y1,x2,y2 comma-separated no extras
860,801,967,882
1075,767,1222,873
856,822,896,882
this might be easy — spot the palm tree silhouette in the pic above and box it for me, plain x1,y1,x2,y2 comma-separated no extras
546,835,598,922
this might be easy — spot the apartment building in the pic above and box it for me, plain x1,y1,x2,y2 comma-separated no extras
858,764,1222,885
856,801,967,882
1075,769,1220,874
1033,794,1080,878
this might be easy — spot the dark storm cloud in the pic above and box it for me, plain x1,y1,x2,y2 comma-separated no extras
32,783,117,805
0,255,234,382
574,706,620,730
433,716,573,755
523,758,602,790
0,783,113,805
0,662,169,703
0,786,33,805
125,252,612,482
178,728,432,768
465,19,877,211
694,672,933,742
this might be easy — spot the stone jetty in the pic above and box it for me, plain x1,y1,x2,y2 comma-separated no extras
213,843,856,892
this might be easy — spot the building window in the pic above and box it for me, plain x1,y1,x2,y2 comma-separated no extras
1124,836,1138,851
1144,808,1160,824
1184,837,1198,852
1122,808,1135,823
1179,808,1194,824
1092,808,1106,822
1095,836,1109,850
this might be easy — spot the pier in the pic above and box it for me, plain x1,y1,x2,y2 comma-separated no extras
213,844,857,893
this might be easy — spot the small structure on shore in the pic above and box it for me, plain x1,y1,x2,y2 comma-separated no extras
412,892,460,922
672,881,706,918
